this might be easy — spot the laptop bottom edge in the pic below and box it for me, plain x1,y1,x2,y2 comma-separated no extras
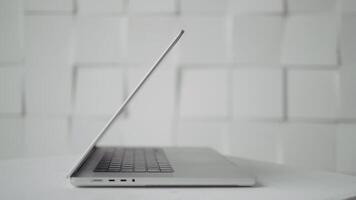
70,177,255,187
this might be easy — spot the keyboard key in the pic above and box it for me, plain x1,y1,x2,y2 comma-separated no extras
94,168,107,172
148,168,160,172
108,168,121,172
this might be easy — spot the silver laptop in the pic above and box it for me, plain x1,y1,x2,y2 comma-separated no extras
68,30,256,187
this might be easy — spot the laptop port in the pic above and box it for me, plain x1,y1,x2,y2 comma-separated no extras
108,179,115,182
132,179,135,182
120,179,127,182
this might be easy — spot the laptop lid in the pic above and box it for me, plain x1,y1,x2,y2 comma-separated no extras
68,30,184,177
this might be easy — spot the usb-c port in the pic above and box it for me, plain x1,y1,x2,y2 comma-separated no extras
120,179,127,182
109,179,115,182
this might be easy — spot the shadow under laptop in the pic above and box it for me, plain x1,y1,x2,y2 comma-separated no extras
75,182,263,189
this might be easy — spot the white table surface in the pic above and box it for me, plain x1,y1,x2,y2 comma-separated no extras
1,156,356,200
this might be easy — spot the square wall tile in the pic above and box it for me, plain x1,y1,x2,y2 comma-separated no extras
25,117,70,157
74,67,125,116
128,16,180,64
75,16,126,63
340,16,356,65
280,123,336,171
287,0,337,13
337,124,356,175
25,16,73,68
25,68,72,115
234,16,283,64
180,17,228,63
180,0,227,14
77,0,124,14
288,70,338,119
0,67,23,114
232,68,283,119
228,0,284,13
0,0,23,62
281,16,338,66
230,122,281,163
339,67,356,119
24,0,73,12
176,121,228,153
127,68,176,120
179,68,229,118
128,0,176,13
0,118,24,159
341,0,356,13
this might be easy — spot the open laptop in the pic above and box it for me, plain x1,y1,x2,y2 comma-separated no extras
68,30,256,187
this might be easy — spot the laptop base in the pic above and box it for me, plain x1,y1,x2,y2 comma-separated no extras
70,147,256,187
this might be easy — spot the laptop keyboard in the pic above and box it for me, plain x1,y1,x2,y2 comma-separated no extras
94,148,174,173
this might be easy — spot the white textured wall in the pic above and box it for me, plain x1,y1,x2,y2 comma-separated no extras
0,0,356,175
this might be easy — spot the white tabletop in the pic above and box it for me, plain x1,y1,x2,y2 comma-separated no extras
1,156,356,200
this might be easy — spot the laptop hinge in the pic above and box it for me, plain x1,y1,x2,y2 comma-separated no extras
67,146,96,178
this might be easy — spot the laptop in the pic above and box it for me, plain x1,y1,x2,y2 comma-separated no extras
68,30,256,187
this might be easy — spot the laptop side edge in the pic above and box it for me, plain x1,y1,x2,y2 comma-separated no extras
68,30,185,178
